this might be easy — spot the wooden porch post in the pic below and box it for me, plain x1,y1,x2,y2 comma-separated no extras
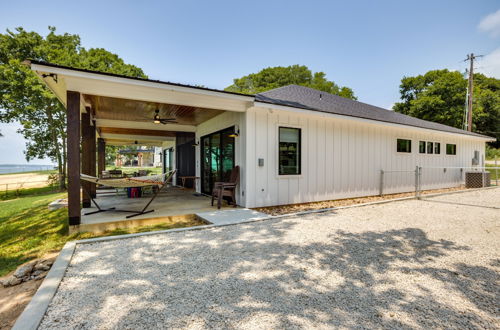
81,111,92,208
90,119,97,198
97,138,106,177
67,91,81,226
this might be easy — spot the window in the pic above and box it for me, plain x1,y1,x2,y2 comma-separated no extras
434,142,440,154
397,139,411,153
446,144,457,155
419,141,426,153
279,127,301,175
427,142,434,154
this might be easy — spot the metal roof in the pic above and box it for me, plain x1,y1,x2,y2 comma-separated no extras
256,85,491,139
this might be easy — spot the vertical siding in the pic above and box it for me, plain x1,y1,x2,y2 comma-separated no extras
244,106,488,208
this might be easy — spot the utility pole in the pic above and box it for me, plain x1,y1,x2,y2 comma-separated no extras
464,53,483,132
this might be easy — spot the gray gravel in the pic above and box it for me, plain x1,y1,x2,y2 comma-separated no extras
40,189,500,329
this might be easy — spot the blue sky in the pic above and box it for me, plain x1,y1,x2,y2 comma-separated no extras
1,0,499,164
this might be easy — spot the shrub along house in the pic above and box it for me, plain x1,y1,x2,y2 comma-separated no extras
26,60,494,228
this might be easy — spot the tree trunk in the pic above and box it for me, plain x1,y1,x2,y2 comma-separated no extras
46,107,66,190
61,135,67,189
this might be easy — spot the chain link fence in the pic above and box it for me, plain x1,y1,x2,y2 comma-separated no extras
379,166,499,198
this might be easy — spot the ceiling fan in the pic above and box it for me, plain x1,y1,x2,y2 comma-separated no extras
153,109,177,124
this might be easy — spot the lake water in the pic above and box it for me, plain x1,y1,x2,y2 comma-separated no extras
0,164,55,175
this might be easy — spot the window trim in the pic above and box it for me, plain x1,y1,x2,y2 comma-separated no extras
434,142,441,155
426,141,434,154
446,143,457,155
278,126,302,176
396,138,412,154
419,141,426,154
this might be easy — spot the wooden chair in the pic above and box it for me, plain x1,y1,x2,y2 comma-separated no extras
211,166,240,209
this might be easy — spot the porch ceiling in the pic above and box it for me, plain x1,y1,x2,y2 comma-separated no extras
85,94,224,126
85,94,221,146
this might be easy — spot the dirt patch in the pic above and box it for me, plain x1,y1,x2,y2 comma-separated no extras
254,186,465,215
0,277,42,330
0,252,58,330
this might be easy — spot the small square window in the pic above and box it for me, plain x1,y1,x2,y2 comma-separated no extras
419,141,426,153
446,144,457,155
434,142,440,154
397,139,411,153
427,142,433,154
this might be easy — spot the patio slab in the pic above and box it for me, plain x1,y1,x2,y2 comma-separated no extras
74,186,235,233
196,208,269,225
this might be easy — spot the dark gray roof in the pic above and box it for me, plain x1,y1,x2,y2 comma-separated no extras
256,85,490,139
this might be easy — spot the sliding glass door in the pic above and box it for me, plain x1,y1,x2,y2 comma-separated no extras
200,127,235,195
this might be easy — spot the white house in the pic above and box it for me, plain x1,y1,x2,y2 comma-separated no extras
27,60,494,225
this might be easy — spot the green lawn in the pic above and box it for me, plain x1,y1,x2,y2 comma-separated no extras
106,166,163,175
486,164,499,182
0,188,204,276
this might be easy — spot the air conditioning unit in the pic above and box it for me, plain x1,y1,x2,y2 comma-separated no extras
465,171,490,188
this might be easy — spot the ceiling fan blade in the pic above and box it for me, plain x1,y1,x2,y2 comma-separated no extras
160,119,178,124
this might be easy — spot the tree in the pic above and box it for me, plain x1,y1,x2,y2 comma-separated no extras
0,27,147,188
225,65,356,99
393,69,500,147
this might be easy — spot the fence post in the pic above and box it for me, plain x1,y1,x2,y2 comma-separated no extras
379,170,384,196
415,166,419,198
418,167,422,198
495,156,498,186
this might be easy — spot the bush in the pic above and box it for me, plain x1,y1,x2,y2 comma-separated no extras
486,145,500,160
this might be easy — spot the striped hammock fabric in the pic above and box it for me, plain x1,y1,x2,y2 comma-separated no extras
80,170,175,188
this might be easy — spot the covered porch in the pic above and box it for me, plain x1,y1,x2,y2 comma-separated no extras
28,60,251,231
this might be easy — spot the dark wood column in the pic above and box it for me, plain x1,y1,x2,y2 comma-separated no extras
67,91,81,226
81,111,92,208
90,119,96,198
97,138,106,178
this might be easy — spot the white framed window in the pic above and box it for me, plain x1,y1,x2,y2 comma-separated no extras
279,127,301,175
427,142,434,154
396,138,412,153
419,141,426,154
434,142,441,154
446,144,457,155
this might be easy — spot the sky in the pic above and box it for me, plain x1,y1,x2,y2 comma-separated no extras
0,0,499,165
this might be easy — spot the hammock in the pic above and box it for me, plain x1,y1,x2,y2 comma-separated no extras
80,170,176,219
81,172,170,188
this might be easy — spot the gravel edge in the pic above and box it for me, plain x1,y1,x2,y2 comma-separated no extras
12,242,76,330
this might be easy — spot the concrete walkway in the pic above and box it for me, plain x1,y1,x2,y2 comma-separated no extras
196,208,269,225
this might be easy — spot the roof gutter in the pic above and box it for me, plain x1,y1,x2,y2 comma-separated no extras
24,60,255,103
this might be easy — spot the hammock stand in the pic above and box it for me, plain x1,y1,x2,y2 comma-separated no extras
80,170,176,219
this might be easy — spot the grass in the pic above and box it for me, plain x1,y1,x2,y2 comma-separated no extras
0,185,60,201
0,189,205,277
485,164,499,181
106,166,163,175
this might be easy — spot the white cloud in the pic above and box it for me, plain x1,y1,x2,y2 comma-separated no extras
477,47,500,78
478,9,500,37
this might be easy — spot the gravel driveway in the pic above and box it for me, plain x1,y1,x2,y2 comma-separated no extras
40,189,499,329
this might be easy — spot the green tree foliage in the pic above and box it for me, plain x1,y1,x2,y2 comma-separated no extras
0,27,146,188
225,65,356,99
393,69,500,147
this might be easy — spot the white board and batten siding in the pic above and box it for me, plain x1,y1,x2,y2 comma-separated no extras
244,105,486,208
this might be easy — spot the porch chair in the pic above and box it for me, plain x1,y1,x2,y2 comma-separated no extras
211,166,240,209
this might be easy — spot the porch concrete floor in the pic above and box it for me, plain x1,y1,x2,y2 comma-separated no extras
81,186,227,225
